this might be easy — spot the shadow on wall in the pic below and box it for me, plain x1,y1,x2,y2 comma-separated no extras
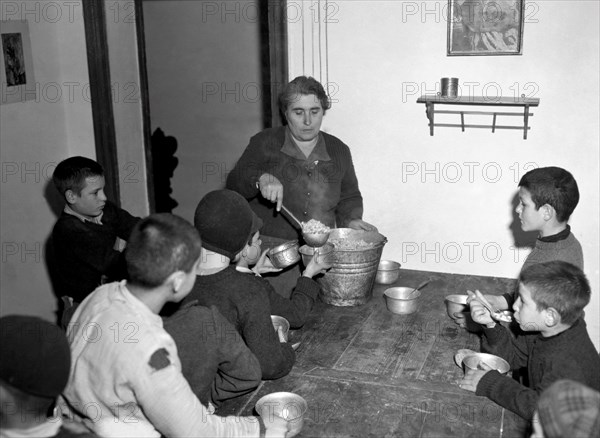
43,179,66,325
508,192,537,249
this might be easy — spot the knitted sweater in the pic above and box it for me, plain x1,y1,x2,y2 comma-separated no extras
521,232,583,272
226,126,364,240
477,319,600,420
503,230,583,307
51,201,140,303
182,265,320,379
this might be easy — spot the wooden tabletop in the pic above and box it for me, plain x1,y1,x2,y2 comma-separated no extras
217,269,528,437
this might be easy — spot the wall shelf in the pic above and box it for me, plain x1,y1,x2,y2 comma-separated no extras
416,95,540,140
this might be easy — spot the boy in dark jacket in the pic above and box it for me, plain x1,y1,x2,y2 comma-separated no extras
51,156,140,306
461,261,600,420
184,189,330,379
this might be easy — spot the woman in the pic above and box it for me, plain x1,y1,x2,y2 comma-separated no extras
226,76,376,295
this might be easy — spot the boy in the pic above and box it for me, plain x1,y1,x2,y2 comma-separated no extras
51,156,140,305
185,189,331,379
461,261,600,420
0,315,96,437
467,166,583,320
62,214,287,437
163,302,263,407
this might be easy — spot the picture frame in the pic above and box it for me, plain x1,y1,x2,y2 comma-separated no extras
1,20,36,104
447,0,525,56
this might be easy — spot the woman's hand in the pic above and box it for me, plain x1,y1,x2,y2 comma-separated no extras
258,173,284,211
348,219,378,232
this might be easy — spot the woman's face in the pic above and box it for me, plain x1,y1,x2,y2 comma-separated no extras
284,94,324,143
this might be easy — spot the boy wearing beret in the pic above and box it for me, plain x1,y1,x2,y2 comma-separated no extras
184,189,330,379
0,315,96,437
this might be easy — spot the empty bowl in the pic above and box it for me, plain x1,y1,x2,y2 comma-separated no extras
375,260,401,284
255,392,308,437
462,352,510,374
445,294,469,320
298,243,334,266
271,315,290,342
383,287,421,314
268,241,301,269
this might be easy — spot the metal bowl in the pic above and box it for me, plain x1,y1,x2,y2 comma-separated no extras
298,243,334,266
462,352,510,374
383,287,421,314
375,260,401,284
271,315,290,342
268,240,300,269
444,294,469,320
255,392,308,437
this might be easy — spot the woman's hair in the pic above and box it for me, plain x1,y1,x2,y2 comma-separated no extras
126,214,201,288
279,76,331,113
519,261,590,325
52,156,104,197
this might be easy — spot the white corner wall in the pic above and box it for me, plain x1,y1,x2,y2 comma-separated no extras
288,0,600,348
1,1,94,321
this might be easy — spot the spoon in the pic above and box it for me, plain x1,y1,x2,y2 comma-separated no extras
407,280,431,297
473,290,512,322
280,204,303,230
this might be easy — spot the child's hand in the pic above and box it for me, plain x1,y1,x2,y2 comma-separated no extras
303,250,333,278
467,290,494,326
459,361,492,392
253,249,283,275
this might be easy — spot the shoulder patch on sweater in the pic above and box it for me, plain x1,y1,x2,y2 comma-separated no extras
149,348,171,371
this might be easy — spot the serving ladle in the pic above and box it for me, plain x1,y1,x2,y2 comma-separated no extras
280,204,303,230
280,205,330,248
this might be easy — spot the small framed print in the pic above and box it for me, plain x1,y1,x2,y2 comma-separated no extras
448,0,525,56
1,20,36,104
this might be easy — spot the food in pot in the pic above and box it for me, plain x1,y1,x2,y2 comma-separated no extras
328,237,375,250
301,219,330,234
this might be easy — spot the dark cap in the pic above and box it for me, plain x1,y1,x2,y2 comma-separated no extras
194,190,254,259
538,379,600,438
0,315,71,398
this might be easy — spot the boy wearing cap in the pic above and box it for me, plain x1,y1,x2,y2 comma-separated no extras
185,189,330,379
461,261,600,420
62,214,288,437
532,379,600,438
0,315,96,437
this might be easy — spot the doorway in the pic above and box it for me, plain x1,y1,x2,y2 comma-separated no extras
139,0,288,221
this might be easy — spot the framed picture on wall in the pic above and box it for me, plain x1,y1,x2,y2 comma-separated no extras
447,0,525,56
1,20,36,104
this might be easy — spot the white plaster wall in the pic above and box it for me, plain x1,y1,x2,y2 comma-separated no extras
0,1,94,321
288,0,600,348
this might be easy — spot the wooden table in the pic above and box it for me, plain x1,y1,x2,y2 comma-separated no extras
217,269,529,437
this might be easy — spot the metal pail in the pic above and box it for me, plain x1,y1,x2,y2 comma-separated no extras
318,228,387,306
